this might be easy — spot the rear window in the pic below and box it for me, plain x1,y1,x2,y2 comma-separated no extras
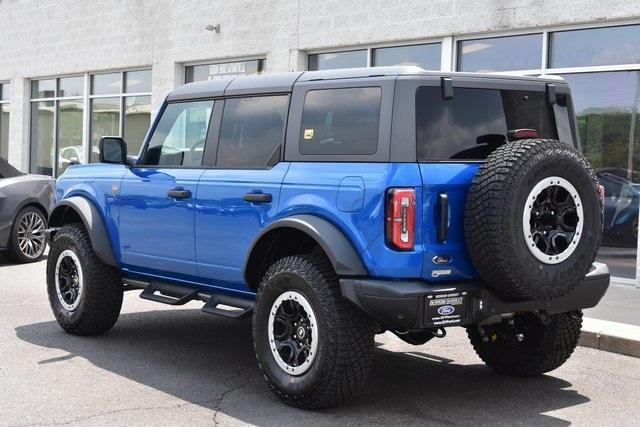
300,87,381,155
416,87,560,161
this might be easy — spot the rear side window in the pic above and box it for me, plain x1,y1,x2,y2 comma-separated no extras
143,100,214,167
300,87,381,155
416,87,559,161
217,95,288,168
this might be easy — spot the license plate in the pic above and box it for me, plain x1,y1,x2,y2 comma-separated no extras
425,292,468,326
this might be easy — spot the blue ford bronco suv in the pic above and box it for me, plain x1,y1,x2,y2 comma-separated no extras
46,66,609,409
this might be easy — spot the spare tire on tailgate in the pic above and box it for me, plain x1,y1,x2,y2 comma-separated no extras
464,139,602,301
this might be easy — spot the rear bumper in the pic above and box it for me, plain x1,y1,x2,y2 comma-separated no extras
340,262,610,330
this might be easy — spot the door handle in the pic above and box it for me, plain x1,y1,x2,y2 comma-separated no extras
243,192,272,203
167,188,192,199
437,192,448,243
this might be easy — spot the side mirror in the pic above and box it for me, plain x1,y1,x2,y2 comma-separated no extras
99,136,128,164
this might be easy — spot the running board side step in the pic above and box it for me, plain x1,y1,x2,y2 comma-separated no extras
140,283,200,305
136,281,254,319
202,295,254,319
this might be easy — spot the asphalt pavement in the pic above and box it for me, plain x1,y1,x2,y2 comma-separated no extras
2,254,640,426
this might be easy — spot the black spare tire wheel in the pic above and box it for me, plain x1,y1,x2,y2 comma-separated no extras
465,139,602,301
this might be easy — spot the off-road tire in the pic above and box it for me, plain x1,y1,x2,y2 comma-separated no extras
47,223,123,335
467,311,582,376
253,254,375,409
465,139,602,300
7,205,47,263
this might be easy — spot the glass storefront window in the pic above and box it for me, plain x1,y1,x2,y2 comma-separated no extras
308,50,367,71
56,100,84,175
185,59,265,82
372,43,441,70
125,70,152,93
0,104,9,159
89,97,120,163
58,76,84,98
31,71,152,174
31,79,56,99
92,73,121,95
0,83,9,160
457,34,543,72
123,95,152,156
550,24,640,68
31,78,84,177
561,71,640,279
29,101,55,176
1,82,10,101
89,71,152,161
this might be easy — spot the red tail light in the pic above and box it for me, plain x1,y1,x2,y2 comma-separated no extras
385,188,415,251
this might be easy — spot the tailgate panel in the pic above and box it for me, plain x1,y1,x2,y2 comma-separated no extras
419,163,480,281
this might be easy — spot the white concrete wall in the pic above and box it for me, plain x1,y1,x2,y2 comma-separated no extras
1,0,639,170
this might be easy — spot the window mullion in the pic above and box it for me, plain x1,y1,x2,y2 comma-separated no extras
119,96,125,138
53,99,58,177
441,36,453,72
541,31,549,74
82,72,90,164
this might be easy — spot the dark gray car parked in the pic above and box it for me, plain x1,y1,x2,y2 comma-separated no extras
0,158,55,262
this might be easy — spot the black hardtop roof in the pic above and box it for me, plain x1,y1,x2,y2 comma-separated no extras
166,66,567,101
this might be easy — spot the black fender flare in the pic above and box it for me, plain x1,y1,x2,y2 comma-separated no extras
48,196,117,266
243,214,368,281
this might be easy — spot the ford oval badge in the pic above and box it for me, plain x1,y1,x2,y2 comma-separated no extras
432,254,452,264
437,305,455,316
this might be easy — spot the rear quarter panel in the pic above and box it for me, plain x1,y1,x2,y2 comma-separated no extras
280,162,424,278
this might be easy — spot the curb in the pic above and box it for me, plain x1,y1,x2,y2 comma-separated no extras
579,317,640,358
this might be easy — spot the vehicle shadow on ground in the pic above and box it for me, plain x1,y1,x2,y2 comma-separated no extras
0,253,19,266
16,309,588,425
0,252,47,267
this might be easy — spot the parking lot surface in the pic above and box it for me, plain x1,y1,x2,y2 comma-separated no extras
2,254,640,426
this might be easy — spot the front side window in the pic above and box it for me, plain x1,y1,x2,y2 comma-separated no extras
416,87,560,161
217,96,289,168
143,100,214,167
299,87,381,156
